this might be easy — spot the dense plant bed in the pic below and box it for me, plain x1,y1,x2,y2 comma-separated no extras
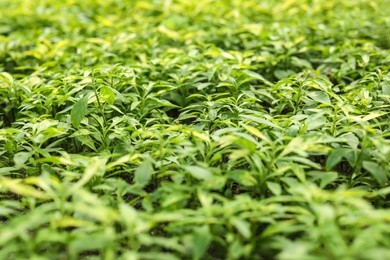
1,0,390,259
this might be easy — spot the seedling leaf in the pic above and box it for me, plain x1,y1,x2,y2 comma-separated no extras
13,152,31,167
320,172,338,188
362,161,388,186
192,225,212,260
184,166,212,180
326,148,350,170
134,158,153,187
266,181,282,196
308,91,331,105
71,95,89,128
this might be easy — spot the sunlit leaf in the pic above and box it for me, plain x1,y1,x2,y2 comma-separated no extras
362,161,388,186
134,158,153,187
192,225,212,260
320,171,338,188
308,91,331,105
184,166,212,180
326,148,350,170
100,86,115,105
13,152,31,166
71,95,89,128
231,217,251,239
266,181,282,196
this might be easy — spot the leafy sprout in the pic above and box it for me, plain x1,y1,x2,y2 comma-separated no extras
0,0,390,259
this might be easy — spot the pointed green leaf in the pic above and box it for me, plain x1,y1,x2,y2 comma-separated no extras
241,115,283,130
228,170,257,186
192,225,212,260
13,152,32,167
231,217,251,239
362,161,388,186
100,86,115,105
73,157,107,190
76,135,97,151
243,70,272,86
381,82,390,96
274,69,294,80
134,158,153,187
184,166,212,180
308,91,331,105
326,148,350,170
71,95,88,128
266,181,282,196
320,171,338,188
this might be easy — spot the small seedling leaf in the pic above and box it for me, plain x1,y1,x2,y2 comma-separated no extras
184,166,212,180
362,161,388,186
100,86,115,105
241,115,283,130
192,225,212,260
266,181,282,196
14,152,31,167
231,217,251,239
243,70,272,86
134,158,153,187
308,91,331,105
326,148,350,170
320,171,338,188
71,95,88,128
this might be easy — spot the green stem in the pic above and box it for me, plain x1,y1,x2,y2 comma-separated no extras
92,71,107,125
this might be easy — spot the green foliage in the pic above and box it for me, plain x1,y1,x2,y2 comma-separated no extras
0,0,390,259
71,95,88,129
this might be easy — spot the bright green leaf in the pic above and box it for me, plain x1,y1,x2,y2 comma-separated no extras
308,91,331,105
71,95,88,128
13,152,31,167
192,225,212,260
184,166,212,180
231,217,251,239
266,181,282,196
135,158,153,187
243,70,272,86
100,86,115,105
362,161,388,186
320,171,338,188
326,148,350,170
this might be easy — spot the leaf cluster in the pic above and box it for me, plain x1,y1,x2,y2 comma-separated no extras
1,0,390,259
